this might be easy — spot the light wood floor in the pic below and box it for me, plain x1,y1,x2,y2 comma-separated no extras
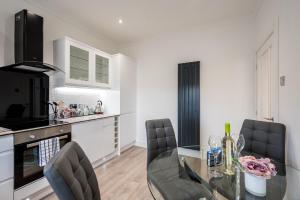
43,146,153,200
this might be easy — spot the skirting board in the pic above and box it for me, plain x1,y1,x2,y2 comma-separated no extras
120,141,136,152
92,151,119,169
135,140,147,148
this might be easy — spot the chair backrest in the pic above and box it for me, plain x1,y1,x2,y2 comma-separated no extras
44,141,101,200
145,119,177,167
240,119,286,163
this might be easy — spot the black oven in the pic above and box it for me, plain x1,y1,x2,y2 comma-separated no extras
14,124,71,189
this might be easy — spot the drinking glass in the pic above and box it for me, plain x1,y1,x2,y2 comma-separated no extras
208,135,223,177
232,133,245,159
236,134,245,158
231,132,239,146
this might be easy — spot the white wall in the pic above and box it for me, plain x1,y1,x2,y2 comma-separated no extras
255,0,300,171
0,0,118,67
121,16,256,147
255,0,300,198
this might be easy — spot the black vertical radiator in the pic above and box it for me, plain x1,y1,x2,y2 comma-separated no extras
178,61,200,150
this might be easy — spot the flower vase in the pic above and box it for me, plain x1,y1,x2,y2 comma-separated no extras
244,172,266,197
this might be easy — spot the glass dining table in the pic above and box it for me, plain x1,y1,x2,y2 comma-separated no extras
147,145,287,200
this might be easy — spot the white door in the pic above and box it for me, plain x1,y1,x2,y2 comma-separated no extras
256,33,278,122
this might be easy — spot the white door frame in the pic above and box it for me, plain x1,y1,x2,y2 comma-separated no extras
255,19,279,122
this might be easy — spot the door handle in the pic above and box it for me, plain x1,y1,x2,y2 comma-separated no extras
264,117,274,121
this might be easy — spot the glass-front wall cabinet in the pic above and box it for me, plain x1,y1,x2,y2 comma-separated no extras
70,45,89,82
95,54,109,84
53,37,112,88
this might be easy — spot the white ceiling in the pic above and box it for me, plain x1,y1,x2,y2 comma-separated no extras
26,0,260,44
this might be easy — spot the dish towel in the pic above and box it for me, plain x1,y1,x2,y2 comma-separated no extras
39,137,60,167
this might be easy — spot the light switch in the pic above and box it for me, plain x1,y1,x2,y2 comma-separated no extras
280,76,286,86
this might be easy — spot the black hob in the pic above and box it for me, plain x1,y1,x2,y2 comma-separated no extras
0,119,66,131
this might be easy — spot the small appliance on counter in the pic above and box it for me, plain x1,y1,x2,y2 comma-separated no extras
55,100,104,119
49,101,59,120
95,100,104,114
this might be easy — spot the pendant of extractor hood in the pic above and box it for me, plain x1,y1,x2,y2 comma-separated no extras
0,9,60,73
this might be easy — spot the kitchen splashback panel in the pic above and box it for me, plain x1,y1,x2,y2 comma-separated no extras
52,87,120,115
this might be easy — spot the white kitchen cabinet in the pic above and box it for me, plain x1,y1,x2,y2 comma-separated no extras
120,55,137,114
0,135,13,153
68,43,91,84
101,120,115,157
93,50,112,88
112,54,137,113
120,113,136,150
0,135,14,200
0,179,13,200
0,150,13,182
71,117,116,164
53,37,112,88
112,54,137,150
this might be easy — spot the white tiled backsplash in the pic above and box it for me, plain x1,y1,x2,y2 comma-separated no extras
51,87,120,115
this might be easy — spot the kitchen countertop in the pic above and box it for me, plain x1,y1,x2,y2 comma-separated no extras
58,113,120,124
0,127,14,136
0,113,120,136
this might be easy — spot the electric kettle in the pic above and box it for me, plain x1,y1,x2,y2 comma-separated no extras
95,100,104,114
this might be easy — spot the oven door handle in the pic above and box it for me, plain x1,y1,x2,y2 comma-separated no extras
26,135,69,148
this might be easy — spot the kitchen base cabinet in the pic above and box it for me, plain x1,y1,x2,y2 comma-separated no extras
0,135,13,153
101,119,116,157
0,135,13,200
72,117,116,165
120,113,136,151
0,179,13,200
0,150,13,181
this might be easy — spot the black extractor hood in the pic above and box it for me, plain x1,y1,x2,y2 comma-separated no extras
0,9,59,73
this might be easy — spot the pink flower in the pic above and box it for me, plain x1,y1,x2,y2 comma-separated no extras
239,156,277,179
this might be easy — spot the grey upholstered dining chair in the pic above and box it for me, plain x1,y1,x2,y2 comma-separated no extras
44,141,101,200
145,118,202,181
145,119,215,200
240,119,286,164
145,118,178,167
